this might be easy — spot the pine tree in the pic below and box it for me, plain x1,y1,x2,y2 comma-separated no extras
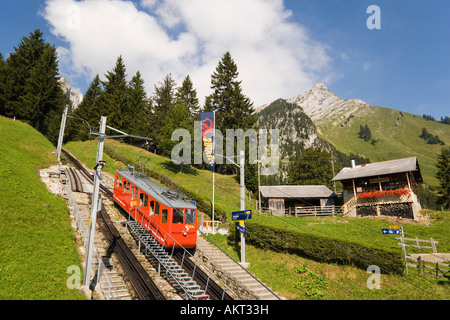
204,52,255,131
152,73,177,120
158,103,193,157
288,148,334,189
125,71,152,145
3,29,47,119
101,55,128,130
176,75,199,117
22,44,67,135
204,52,256,175
151,73,177,152
68,74,104,141
0,53,5,115
436,147,450,210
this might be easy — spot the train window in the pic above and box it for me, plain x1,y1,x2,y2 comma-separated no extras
126,182,130,193
173,208,184,224
161,209,168,223
123,180,128,193
155,202,160,215
134,187,138,200
131,186,135,199
116,176,122,188
185,209,196,224
150,201,155,215
139,193,148,207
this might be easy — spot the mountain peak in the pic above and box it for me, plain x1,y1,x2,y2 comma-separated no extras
313,81,327,90
286,82,369,122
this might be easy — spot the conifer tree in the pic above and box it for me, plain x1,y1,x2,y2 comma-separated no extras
436,147,450,209
68,74,103,141
22,44,67,135
204,52,255,132
3,29,47,119
125,71,152,145
176,75,199,117
158,103,193,157
0,53,5,115
152,73,177,120
288,148,334,189
101,55,128,130
151,73,177,152
204,52,256,175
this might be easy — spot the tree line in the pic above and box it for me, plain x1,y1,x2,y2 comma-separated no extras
0,30,69,145
0,30,259,191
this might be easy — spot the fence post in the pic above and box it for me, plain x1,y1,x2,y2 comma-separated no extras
401,227,409,274
418,256,423,276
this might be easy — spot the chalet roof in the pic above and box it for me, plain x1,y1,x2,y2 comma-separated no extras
260,185,336,199
332,157,422,182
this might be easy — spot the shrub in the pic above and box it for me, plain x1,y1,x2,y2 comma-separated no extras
230,222,404,275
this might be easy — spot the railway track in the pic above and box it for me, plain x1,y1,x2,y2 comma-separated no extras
61,149,234,300
61,149,165,300
67,167,83,192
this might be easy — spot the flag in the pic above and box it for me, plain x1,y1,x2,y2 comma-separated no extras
200,112,215,171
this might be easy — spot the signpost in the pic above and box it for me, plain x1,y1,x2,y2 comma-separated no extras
232,207,252,266
232,210,252,221
236,224,247,234
382,228,401,235
382,226,402,235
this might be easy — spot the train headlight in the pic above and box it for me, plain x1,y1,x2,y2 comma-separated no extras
183,231,187,236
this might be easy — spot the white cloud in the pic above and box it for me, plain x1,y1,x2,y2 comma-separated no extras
43,0,332,108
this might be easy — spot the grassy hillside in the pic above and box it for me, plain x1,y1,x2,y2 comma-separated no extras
0,116,84,299
316,105,450,186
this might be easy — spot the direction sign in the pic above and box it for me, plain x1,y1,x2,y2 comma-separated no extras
236,224,247,234
231,210,252,221
382,228,401,235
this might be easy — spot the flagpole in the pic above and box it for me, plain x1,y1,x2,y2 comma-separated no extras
212,111,215,233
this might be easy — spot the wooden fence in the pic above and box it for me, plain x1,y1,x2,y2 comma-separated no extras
397,234,450,279
261,205,338,216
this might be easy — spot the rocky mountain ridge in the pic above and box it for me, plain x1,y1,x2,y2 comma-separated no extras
59,77,83,110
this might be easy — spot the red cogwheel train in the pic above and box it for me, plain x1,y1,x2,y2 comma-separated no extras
113,167,198,248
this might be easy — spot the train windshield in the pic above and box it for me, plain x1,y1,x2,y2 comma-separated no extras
185,209,196,224
173,208,184,224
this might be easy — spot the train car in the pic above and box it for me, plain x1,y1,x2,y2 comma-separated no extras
113,167,198,249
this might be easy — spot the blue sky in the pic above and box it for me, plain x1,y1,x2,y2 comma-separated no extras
1,0,449,119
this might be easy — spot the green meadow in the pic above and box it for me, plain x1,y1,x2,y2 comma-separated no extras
0,116,84,299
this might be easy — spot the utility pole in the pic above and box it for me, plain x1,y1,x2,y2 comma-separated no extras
239,150,246,265
81,116,152,295
56,105,69,163
83,116,107,290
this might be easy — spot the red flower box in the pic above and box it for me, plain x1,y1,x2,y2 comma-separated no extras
357,188,410,199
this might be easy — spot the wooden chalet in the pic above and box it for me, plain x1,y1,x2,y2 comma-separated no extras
332,157,423,220
259,185,336,216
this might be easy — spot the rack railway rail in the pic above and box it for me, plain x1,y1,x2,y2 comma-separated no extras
61,149,234,300
62,149,165,300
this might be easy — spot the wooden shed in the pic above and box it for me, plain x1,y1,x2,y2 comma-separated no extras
259,185,336,216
